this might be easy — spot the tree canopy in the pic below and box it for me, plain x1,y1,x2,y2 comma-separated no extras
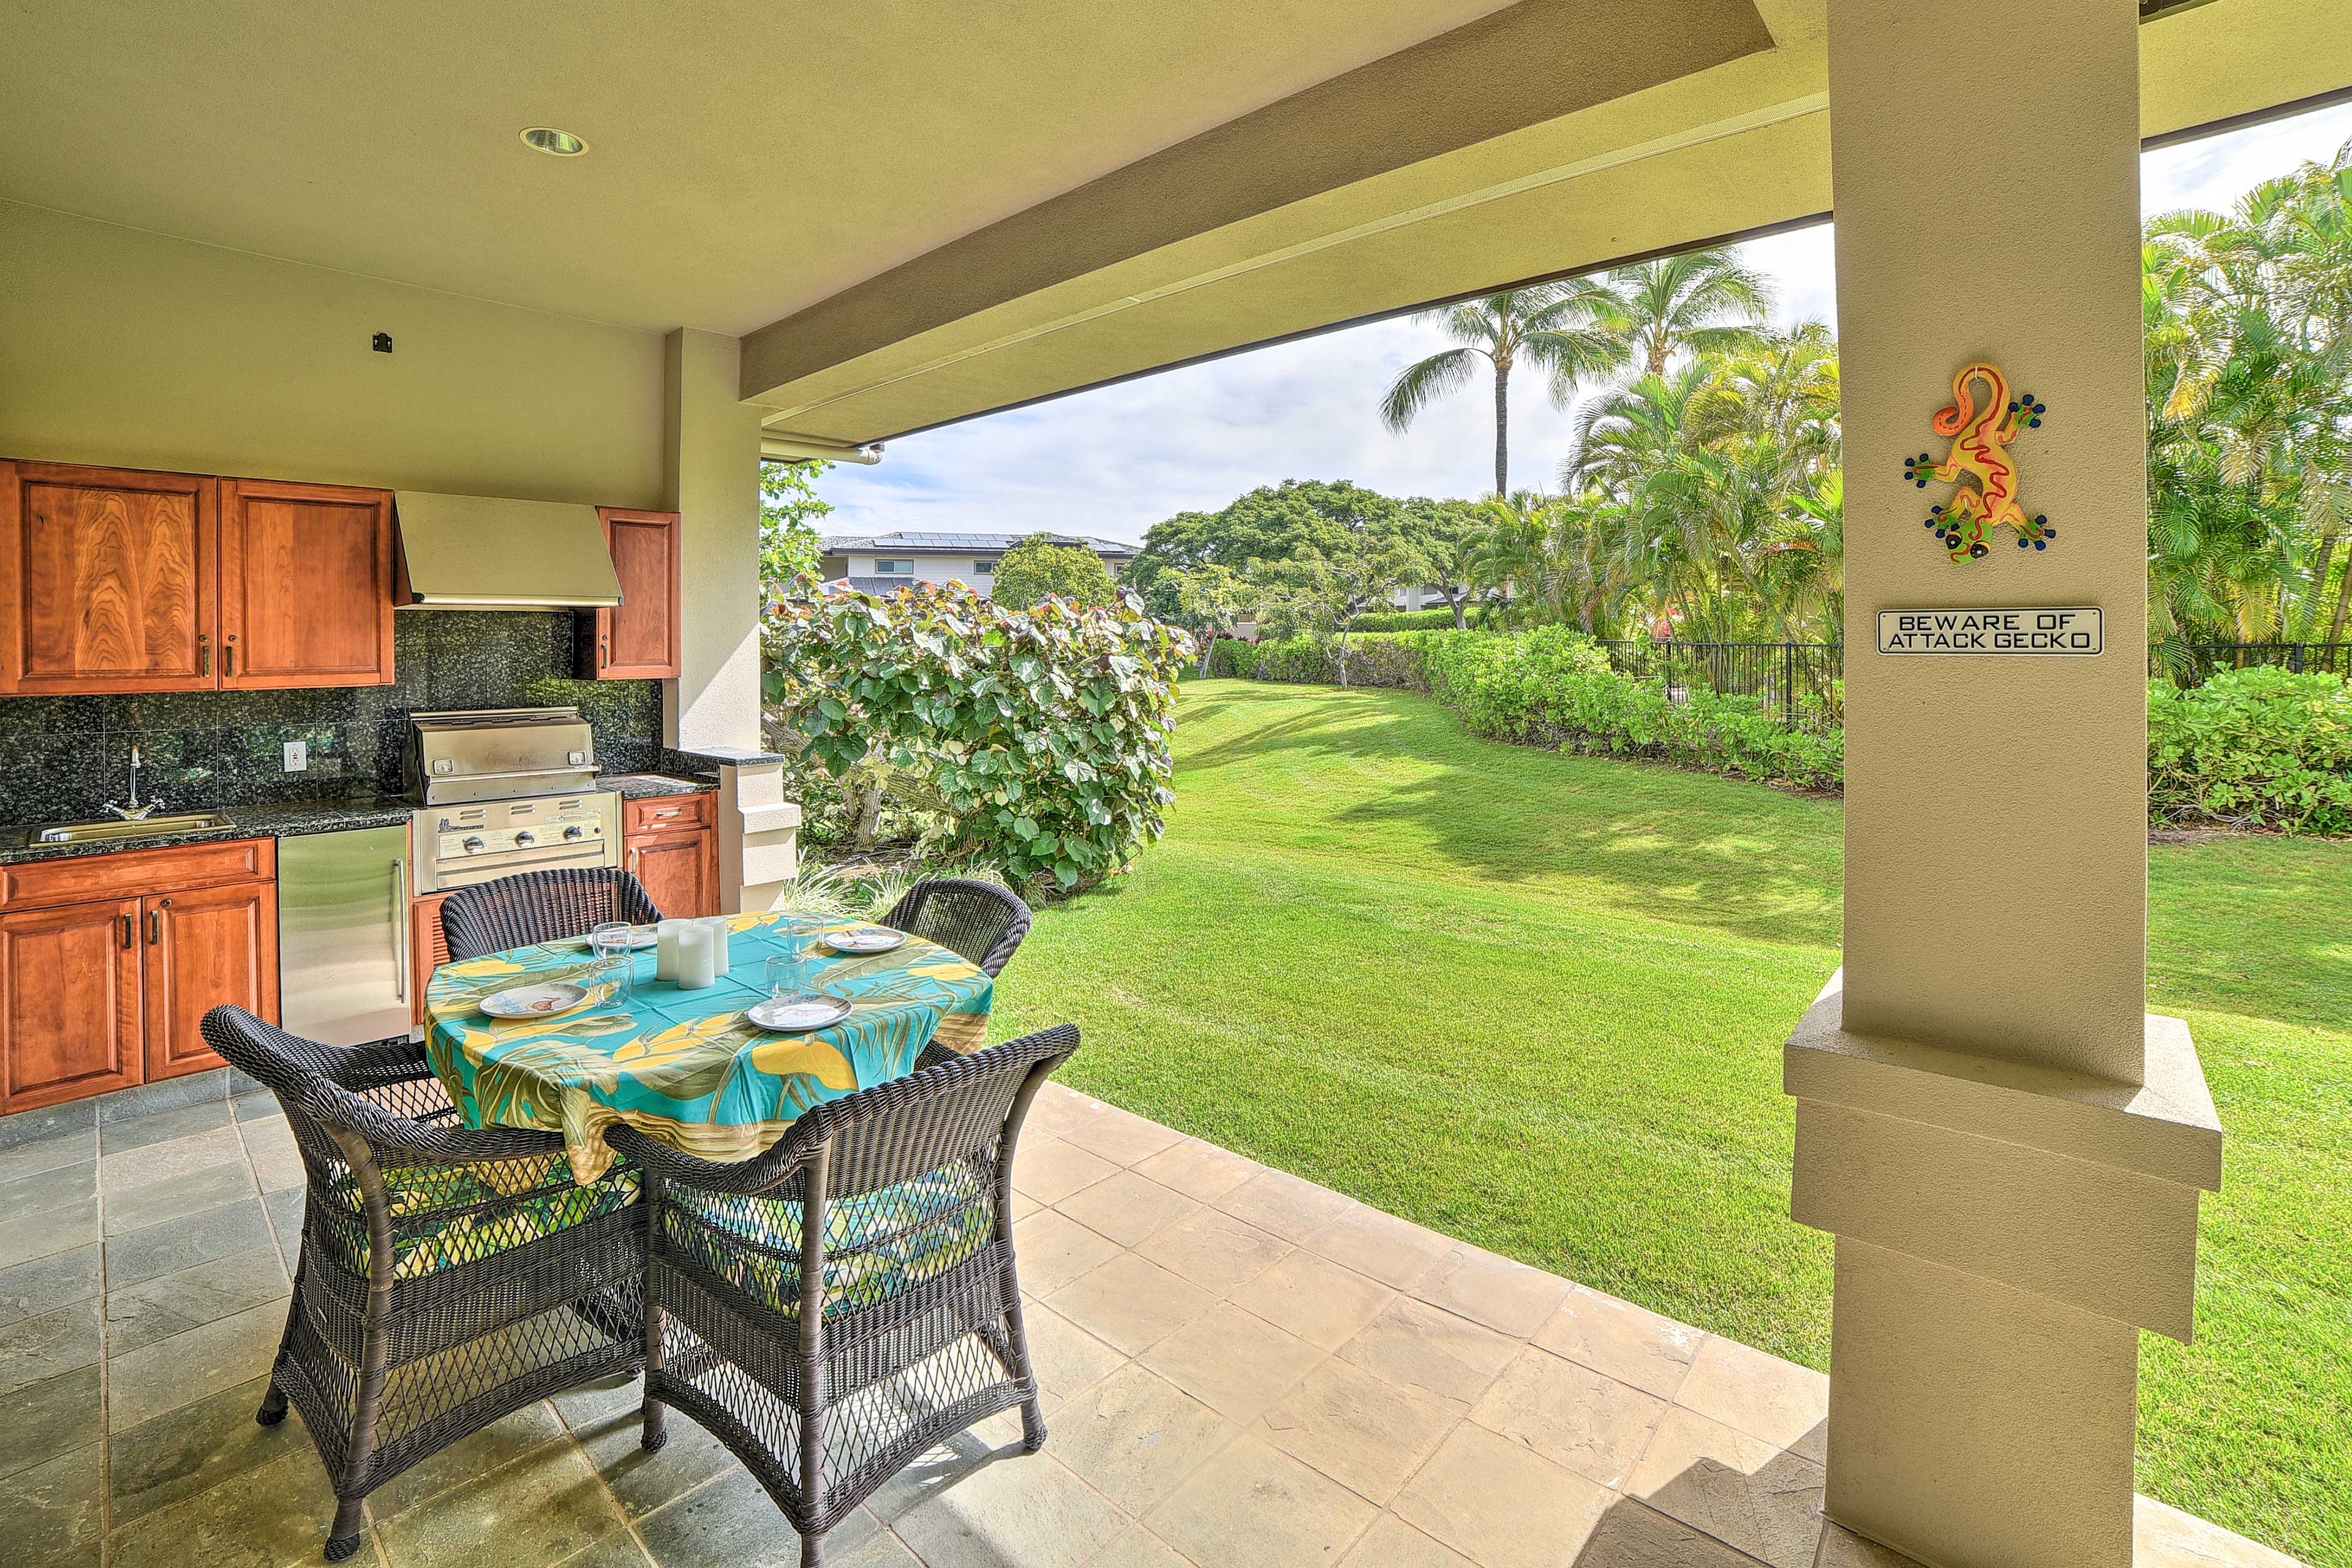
990,535,1117,608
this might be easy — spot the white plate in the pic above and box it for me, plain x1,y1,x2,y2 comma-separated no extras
480,982,592,1019
572,929,658,951
749,993,853,1032
825,925,906,954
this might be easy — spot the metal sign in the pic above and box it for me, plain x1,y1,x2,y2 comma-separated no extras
1876,608,2102,655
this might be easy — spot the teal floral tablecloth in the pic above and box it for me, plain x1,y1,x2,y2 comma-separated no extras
423,911,992,1182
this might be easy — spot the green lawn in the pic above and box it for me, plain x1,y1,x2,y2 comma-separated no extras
984,678,2350,1567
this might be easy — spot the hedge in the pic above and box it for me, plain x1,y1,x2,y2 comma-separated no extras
2149,665,2352,832
1213,627,2352,831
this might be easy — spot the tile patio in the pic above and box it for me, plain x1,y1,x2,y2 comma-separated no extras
0,1073,2304,1567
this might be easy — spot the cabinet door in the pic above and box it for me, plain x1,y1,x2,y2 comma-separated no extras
0,462,217,694
219,478,395,687
581,508,680,679
628,829,717,919
142,881,278,1083
409,891,453,1026
1,899,142,1110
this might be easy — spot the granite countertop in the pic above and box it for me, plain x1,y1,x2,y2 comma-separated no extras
595,772,719,800
0,798,415,865
0,771,717,865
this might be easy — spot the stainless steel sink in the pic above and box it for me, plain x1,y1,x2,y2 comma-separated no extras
27,811,235,845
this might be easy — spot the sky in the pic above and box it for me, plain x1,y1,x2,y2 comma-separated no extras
812,100,2352,548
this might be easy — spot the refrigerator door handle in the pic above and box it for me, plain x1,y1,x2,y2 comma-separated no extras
391,859,408,1002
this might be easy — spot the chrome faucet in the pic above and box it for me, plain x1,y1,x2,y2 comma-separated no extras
103,744,164,821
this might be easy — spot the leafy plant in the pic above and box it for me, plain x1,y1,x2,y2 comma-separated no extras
763,581,1191,894
760,459,832,606
2149,665,2352,831
990,536,1117,608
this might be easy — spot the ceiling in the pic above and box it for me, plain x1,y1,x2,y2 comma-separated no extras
6,0,2347,447
0,0,1526,334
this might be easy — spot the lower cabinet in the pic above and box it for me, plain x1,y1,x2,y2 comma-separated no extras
624,794,718,919
408,890,453,1027
142,881,278,1083
0,840,279,1112
0,898,144,1107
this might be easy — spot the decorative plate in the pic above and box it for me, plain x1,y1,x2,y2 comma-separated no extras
570,928,658,951
749,993,854,1032
480,982,592,1019
825,925,907,954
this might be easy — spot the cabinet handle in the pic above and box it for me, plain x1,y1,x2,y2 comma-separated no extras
146,908,161,944
223,638,236,677
198,633,210,676
120,914,132,949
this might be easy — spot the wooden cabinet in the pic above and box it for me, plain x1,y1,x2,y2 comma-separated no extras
219,478,396,687
577,508,680,680
624,794,717,919
0,462,217,694
408,890,454,1027
141,881,277,1083
0,461,396,694
0,840,279,1110
0,899,144,1109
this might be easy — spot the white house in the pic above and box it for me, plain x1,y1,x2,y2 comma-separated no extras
818,530,1138,597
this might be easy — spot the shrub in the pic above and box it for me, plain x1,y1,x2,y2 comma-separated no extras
1203,636,1259,678
990,536,1117,608
2148,666,2352,832
761,582,1192,892
1419,626,1844,790
1237,633,1431,691
1346,605,1496,633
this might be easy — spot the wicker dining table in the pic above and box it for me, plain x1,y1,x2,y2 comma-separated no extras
421,911,994,1181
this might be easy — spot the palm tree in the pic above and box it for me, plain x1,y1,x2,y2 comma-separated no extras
1381,282,1624,496
1593,249,1776,380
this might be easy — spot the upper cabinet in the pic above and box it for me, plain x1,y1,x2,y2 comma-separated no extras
0,462,218,693
0,461,394,693
578,507,680,680
219,478,396,687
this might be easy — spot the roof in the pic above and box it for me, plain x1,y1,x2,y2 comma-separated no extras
821,531,1137,557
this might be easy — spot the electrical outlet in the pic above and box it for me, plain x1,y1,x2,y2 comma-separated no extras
284,740,308,772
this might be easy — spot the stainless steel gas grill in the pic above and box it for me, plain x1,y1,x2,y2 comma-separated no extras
403,707,621,892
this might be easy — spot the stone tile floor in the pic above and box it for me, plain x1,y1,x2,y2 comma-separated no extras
0,1070,2305,1567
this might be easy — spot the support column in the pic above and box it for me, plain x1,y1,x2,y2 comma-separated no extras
661,328,803,910
1795,5,2222,1567
662,326,764,752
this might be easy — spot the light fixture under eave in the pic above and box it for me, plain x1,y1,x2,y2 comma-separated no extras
521,127,587,156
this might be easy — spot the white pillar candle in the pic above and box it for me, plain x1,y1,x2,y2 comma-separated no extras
655,919,690,982
699,916,731,976
676,923,716,990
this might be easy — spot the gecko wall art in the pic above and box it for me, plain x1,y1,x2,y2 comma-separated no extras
1904,362,2054,562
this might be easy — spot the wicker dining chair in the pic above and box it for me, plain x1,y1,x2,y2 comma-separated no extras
878,878,1031,978
606,1024,1080,1568
438,865,665,962
201,1006,646,1562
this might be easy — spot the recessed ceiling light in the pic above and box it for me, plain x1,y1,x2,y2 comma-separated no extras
521,127,587,156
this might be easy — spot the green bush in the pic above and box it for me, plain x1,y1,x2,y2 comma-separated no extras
1240,633,1430,690
1345,605,1494,633
2149,666,2352,832
1419,627,1843,790
1202,636,1259,679
762,581,1191,892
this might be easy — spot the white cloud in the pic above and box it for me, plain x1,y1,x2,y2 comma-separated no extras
817,101,2352,548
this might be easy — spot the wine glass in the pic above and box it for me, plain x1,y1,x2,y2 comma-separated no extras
589,921,634,997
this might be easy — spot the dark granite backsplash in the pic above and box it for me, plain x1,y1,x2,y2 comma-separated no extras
0,612,665,825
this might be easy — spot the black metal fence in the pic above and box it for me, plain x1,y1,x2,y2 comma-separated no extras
1594,638,2352,728
1595,640,1846,730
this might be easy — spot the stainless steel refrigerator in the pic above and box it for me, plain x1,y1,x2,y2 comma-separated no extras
277,824,412,1046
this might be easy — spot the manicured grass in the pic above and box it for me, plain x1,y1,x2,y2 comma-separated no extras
984,678,2350,1567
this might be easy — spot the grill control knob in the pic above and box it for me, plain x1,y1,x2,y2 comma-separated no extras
461,836,484,853
562,826,584,841
513,831,536,846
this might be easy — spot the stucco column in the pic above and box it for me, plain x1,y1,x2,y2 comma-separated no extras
1794,5,2221,1567
662,326,764,752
